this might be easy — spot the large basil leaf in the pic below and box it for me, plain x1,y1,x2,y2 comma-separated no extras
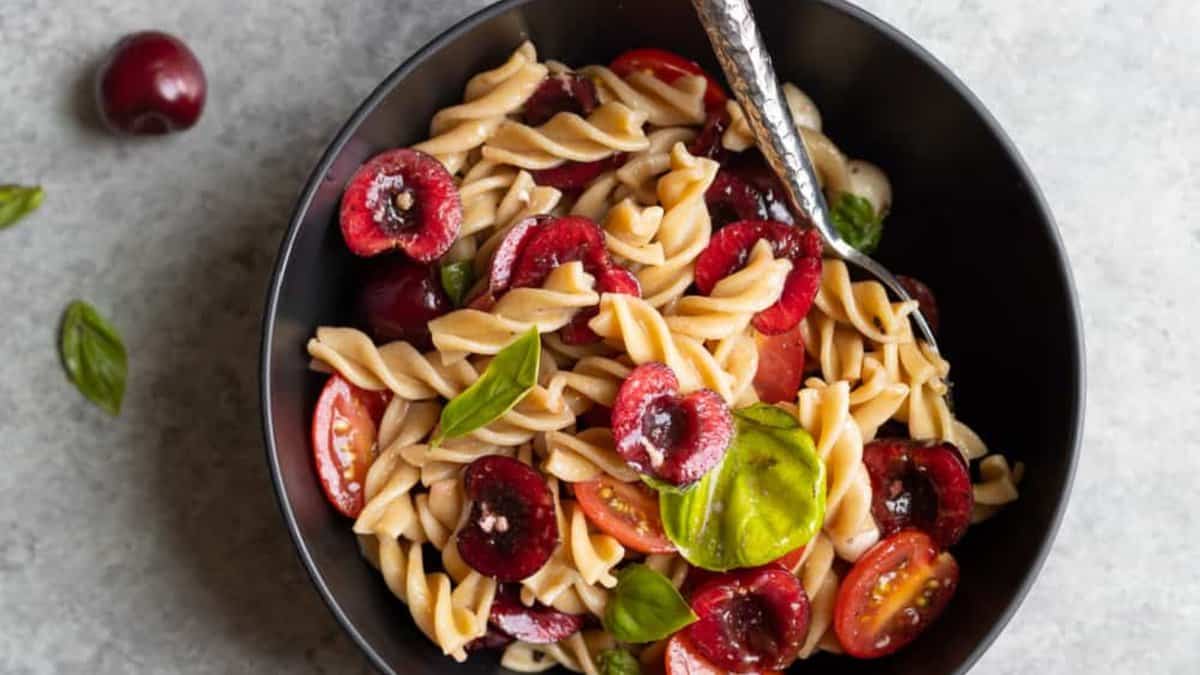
603,564,697,643
829,192,883,254
597,648,641,675
660,404,825,571
439,261,475,307
60,300,127,415
433,326,539,444
0,184,44,229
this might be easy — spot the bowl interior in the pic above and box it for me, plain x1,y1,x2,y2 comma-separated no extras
262,1,1083,673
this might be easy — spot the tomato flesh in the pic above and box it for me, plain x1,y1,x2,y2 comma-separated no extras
753,324,807,404
311,374,391,518
610,48,728,110
834,530,959,658
665,633,780,675
573,476,675,553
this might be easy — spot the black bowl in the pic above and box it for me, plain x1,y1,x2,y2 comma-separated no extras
261,1,1085,673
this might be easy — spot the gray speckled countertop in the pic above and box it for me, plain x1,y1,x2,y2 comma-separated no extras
2,1,1197,673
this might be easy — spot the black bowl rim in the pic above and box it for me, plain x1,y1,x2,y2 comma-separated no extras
259,1,1086,673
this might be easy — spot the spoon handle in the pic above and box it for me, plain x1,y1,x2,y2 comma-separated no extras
690,0,938,348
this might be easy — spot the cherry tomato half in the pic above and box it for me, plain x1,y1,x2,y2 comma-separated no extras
574,476,675,554
834,530,959,659
753,323,807,404
610,48,729,110
311,373,391,518
664,633,781,675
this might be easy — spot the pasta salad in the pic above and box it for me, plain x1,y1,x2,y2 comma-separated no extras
304,42,1023,673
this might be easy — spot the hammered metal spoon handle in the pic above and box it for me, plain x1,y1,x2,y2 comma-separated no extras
691,0,938,348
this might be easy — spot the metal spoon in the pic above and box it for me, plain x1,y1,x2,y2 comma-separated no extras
691,0,938,349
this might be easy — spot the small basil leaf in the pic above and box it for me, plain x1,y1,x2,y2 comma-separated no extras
0,184,44,229
603,564,697,643
598,648,641,675
829,192,883,254
433,326,540,444
60,300,127,416
660,403,826,571
439,261,475,307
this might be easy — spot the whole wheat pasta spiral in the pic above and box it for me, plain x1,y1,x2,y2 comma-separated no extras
413,42,548,174
429,262,600,360
483,102,651,170
588,293,736,403
539,428,639,483
665,239,792,341
583,65,707,127
502,630,615,675
635,143,718,307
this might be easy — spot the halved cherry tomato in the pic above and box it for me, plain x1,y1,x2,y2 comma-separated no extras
753,323,807,404
311,373,391,518
573,476,675,553
834,530,959,659
664,633,781,675
610,48,728,110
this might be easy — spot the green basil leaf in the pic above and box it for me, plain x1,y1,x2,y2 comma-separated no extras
598,648,641,675
660,403,825,571
0,184,44,229
603,564,697,643
640,472,696,495
439,261,475,307
829,192,883,254
60,301,127,416
433,326,540,444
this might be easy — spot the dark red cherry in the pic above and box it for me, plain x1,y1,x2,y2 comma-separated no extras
688,109,731,163
510,216,610,288
704,170,765,230
488,585,584,644
357,257,449,349
610,363,732,487
339,148,461,261
523,74,599,126
469,215,550,310
693,220,823,335
686,567,809,672
456,455,558,582
465,626,514,653
95,31,206,135
897,275,941,335
862,439,973,548
559,265,641,345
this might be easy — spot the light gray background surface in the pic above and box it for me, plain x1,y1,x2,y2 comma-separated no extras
1,0,1196,673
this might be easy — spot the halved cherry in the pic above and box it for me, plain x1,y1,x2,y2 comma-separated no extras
489,584,584,644
610,363,732,488
357,257,449,350
665,633,782,675
610,48,728,110
688,109,731,162
863,439,973,548
574,476,674,554
523,73,599,126
310,374,392,518
834,530,959,658
683,546,806,602
469,215,550,310
510,216,610,288
339,148,461,261
530,153,626,192
694,220,823,335
686,567,809,672
752,322,807,404
726,160,797,225
704,170,766,230
457,455,558,582
897,275,941,335
465,626,514,652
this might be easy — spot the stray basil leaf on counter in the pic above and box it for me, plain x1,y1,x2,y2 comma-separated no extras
440,261,475,307
60,300,127,416
0,184,45,229
603,564,697,643
829,192,883,254
433,326,540,444
598,648,641,675
660,404,826,571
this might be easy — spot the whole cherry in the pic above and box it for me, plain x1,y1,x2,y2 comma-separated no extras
95,31,207,135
